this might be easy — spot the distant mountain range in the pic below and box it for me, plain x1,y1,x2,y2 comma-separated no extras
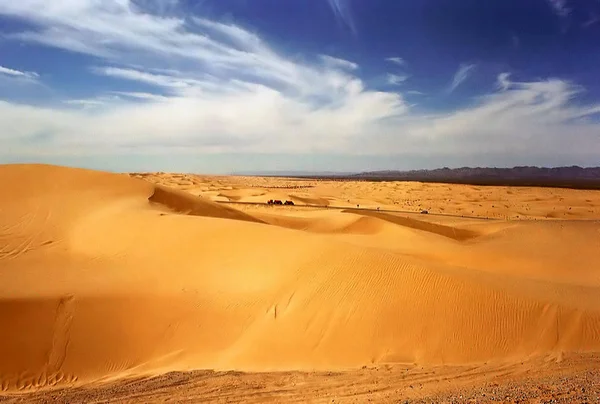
297,166,600,190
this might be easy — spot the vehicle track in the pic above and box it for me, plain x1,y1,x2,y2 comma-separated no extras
216,201,497,221
216,201,600,222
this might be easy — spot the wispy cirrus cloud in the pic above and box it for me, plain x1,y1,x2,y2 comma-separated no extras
111,91,169,101
387,74,409,86
92,67,200,89
385,57,405,67
448,63,477,93
64,99,107,107
326,0,357,34
319,55,358,71
0,0,405,153
357,74,600,157
63,96,121,109
64,92,167,109
0,0,367,101
0,65,39,81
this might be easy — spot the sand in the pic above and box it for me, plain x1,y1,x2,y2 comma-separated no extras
1,164,600,401
2,353,599,403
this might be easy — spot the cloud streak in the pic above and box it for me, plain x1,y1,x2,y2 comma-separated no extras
320,55,359,71
0,65,39,80
327,0,357,34
448,63,476,93
111,91,169,101
385,57,405,67
92,67,199,89
387,74,409,86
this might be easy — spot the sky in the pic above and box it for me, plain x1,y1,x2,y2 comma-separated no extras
1,0,599,173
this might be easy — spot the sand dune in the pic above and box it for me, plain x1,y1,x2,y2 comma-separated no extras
150,184,263,223
1,164,599,395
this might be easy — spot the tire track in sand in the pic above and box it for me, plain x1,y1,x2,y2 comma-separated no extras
47,296,75,372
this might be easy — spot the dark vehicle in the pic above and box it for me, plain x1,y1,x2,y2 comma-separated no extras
421,210,429,214
268,199,283,205
284,200,295,205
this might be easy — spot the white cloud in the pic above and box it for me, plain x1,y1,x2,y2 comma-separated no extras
387,74,409,86
64,92,168,108
111,91,169,101
385,57,405,67
0,2,292,86
0,1,375,103
320,55,358,71
0,65,39,80
497,73,511,91
64,94,125,107
448,63,477,93
64,99,108,107
355,75,600,157
0,1,599,164
92,66,198,89
2,74,599,160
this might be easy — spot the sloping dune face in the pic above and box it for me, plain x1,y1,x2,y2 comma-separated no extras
1,165,600,391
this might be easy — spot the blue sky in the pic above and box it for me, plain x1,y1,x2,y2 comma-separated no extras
1,0,599,173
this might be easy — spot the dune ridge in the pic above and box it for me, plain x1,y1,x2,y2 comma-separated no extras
149,184,264,223
1,164,599,393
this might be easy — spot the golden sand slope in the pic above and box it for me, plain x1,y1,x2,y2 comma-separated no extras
1,164,600,392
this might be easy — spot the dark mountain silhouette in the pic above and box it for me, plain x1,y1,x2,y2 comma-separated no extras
347,166,600,189
283,166,600,190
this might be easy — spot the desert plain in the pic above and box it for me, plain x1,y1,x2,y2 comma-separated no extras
1,164,600,403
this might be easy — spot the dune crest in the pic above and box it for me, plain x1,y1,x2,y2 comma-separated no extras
149,184,264,223
1,164,599,392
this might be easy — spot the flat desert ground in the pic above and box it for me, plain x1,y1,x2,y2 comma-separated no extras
1,164,600,403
